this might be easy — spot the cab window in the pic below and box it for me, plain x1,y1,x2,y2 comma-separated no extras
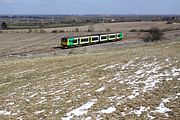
62,38,67,42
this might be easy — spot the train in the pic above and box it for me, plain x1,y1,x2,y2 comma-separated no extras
61,32,123,48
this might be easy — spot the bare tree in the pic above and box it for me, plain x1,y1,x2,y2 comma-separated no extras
1,22,8,30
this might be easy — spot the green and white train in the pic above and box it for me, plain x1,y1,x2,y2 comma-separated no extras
61,32,123,48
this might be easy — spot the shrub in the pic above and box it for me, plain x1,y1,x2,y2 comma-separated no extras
75,28,79,32
139,29,149,32
129,29,138,32
87,29,92,32
1,22,8,30
143,27,164,42
52,30,58,33
106,28,111,32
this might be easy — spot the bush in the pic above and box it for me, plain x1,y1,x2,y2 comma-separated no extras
1,22,8,30
75,28,79,32
87,29,93,32
52,30,58,33
129,29,138,32
143,27,164,42
106,28,111,32
139,29,149,32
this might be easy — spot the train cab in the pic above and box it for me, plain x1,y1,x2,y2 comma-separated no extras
61,38,68,47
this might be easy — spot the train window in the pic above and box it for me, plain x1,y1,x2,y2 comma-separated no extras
110,35,116,38
92,37,99,41
73,39,77,43
81,38,89,42
101,36,107,40
117,34,120,38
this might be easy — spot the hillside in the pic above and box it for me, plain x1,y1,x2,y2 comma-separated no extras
0,21,180,60
0,40,179,119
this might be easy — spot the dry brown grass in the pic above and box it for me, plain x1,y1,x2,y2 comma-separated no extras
0,21,180,59
0,40,179,119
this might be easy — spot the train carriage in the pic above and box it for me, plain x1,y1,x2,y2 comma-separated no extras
61,32,123,48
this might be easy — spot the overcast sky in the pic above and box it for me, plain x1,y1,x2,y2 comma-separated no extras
0,0,180,15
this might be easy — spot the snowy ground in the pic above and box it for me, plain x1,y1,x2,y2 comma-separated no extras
0,40,179,119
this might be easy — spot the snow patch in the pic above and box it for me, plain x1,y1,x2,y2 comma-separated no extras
7,102,15,106
162,98,170,103
135,69,144,75
166,78,173,81
62,99,97,120
100,106,116,114
84,82,90,85
103,64,118,70
29,93,38,98
165,58,170,62
14,84,30,90
128,90,139,99
171,67,180,76
95,86,105,92
99,76,106,80
0,82,12,87
154,102,172,117
130,106,147,117
142,76,159,92
85,116,92,120
0,110,11,115
121,60,134,70
147,113,155,120
34,110,45,114
128,94,136,99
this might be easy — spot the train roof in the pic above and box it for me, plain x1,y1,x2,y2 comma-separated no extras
61,32,122,39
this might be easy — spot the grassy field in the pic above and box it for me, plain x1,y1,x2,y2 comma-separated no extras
0,40,179,119
0,21,180,60
3,21,180,33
